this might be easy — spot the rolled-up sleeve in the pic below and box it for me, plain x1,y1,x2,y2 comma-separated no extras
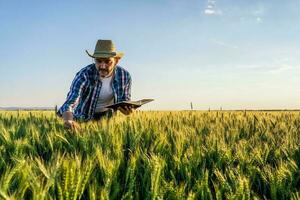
57,72,87,116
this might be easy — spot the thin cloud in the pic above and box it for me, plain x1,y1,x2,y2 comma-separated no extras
235,63,300,74
211,39,239,49
267,58,300,74
256,17,262,23
204,0,222,16
226,4,265,23
251,5,265,16
252,5,265,23
268,64,298,74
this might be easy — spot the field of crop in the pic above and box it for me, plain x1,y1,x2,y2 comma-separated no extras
0,111,300,200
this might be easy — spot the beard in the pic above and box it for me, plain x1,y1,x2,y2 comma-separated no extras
99,69,108,74
96,64,115,78
98,68,113,78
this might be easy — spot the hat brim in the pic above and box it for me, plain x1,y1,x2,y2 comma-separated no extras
86,50,124,58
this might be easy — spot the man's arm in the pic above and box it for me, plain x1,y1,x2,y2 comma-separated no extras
119,73,132,115
58,72,87,123
62,111,73,121
124,73,131,101
62,111,80,130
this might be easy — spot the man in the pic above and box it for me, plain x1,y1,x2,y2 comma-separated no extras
57,39,133,129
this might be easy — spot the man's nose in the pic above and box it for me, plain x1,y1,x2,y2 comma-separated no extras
99,63,107,68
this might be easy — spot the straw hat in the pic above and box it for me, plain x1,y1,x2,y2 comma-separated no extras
86,39,124,58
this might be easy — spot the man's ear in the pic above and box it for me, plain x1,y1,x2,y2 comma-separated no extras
114,57,120,65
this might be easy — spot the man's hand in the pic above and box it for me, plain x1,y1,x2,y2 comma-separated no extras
64,120,80,131
62,111,80,131
118,105,135,115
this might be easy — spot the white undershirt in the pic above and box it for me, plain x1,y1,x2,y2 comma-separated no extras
95,76,114,113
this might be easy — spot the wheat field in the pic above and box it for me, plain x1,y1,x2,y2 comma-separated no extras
0,110,300,200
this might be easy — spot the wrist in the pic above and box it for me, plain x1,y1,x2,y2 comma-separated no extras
62,111,74,121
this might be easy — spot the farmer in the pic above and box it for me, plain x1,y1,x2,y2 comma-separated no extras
57,39,133,129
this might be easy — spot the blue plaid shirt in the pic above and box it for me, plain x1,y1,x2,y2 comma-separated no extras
57,64,131,121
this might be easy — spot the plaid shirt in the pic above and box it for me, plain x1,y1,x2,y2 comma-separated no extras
57,64,131,121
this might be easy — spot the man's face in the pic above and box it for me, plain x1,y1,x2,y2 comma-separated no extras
95,57,118,78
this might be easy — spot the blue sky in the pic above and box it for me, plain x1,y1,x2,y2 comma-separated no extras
1,0,300,110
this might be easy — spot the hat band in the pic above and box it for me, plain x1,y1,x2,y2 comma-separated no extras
94,51,117,55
